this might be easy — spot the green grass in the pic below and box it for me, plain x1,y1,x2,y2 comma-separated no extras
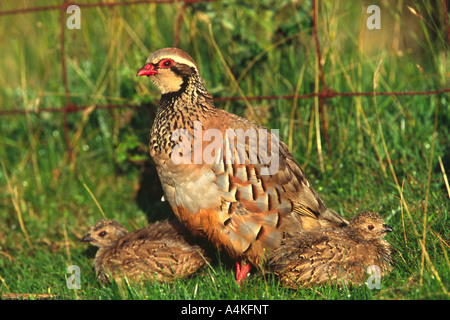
0,0,449,300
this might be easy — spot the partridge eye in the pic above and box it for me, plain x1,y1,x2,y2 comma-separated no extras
368,225,374,231
159,59,174,68
98,231,107,237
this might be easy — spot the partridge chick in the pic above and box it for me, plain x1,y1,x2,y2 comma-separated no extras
81,219,210,284
270,211,394,288
137,48,348,283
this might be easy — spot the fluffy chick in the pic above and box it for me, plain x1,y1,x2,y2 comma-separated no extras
81,219,210,284
270,211,394,288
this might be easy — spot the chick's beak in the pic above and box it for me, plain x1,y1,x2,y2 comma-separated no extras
81,234,94,242
383,224,393,233
137,64,158,77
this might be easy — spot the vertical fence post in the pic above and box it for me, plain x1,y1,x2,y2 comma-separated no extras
60,0,73,160
312,0,331,159
443,0,450,49
173,1,188,47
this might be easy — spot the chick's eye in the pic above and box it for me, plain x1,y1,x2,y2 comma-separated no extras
159,59,174,68
368,225,374,231
98,231,107,237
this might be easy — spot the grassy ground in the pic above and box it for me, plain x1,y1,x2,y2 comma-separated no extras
0,0,449,300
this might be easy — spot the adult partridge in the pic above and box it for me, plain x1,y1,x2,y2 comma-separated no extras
81,219,209,284
270,211,394,288
137,47,348,282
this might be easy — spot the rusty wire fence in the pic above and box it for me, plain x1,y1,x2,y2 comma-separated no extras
0,0,449,158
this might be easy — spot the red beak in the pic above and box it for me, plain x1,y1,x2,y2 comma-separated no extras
137,64,158,77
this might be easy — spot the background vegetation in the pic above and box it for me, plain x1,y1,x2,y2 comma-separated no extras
0,0,448,300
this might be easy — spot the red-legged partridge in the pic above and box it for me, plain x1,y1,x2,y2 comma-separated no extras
137,48,348,283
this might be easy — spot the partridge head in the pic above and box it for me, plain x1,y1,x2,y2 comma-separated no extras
137,48,203,95
137,48,348,283
81,219,128,248
347,210,393,240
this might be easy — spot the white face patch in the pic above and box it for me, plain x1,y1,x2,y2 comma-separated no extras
146,53,200,94
150,69,184,94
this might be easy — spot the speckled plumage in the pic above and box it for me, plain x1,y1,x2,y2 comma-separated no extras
270,211,394,287
137,48,348,281
81,219,209,284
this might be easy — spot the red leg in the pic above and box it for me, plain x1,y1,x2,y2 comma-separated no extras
235,261,251,284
